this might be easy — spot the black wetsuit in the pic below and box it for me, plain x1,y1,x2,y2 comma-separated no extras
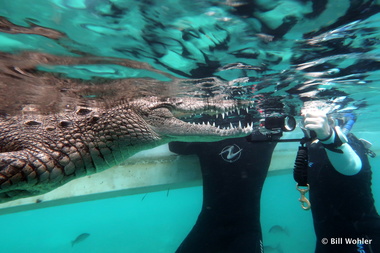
169,131,277,253
308,134,380,253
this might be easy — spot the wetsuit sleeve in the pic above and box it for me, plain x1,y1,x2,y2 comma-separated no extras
320,130,362,176
303,110,361,175
168,142,198,155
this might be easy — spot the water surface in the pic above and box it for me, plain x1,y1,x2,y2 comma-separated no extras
1,1,380,252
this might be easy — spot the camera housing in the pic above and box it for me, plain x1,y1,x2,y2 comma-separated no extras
260,115,296,132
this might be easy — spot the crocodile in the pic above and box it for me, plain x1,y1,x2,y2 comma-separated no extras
0,96,253,203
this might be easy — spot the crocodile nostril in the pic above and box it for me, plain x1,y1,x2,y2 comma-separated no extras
24,120,42,126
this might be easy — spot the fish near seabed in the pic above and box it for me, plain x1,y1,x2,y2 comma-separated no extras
71,233,90,247
269,225,289,236
264,244,284,253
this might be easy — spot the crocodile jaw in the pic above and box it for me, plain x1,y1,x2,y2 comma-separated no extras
133,97,255,141
150,117,253,142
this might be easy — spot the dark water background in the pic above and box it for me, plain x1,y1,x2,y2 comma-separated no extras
1,1,380,252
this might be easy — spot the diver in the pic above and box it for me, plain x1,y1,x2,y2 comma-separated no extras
169,127,279,253
302,110,380,253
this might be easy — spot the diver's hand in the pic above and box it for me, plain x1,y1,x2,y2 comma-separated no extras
302,110,362,175
303,111,332,140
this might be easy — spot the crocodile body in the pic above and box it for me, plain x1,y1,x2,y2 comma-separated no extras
0,97,252,203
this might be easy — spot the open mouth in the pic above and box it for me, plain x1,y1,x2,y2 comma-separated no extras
179,107,261,130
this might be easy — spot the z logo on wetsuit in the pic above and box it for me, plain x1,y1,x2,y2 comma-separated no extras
219,144,243,163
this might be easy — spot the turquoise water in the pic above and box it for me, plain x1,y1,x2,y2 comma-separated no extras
0,176,316,253
0,161,378,253
1,0,380,252
0,187,201,253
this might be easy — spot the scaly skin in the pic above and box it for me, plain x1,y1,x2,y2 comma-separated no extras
0,96,253,202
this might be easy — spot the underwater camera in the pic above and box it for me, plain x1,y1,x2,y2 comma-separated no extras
260,115,297,132
246,115,297,142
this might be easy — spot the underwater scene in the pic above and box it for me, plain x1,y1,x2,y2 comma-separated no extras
0,0,380,252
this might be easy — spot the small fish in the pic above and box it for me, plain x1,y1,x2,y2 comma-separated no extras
256,33,275,43
264,244,284,253
71,233,90,247
268,225,289,236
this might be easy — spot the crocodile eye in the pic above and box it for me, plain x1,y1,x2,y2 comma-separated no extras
76,108,92,115
59,121,73,127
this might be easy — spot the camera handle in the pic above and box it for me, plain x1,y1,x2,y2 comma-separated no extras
246,127,315,143
245,137,312,143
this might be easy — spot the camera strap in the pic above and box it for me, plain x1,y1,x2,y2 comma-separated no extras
293,138,311,210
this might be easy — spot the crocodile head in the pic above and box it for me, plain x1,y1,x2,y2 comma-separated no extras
0,96,254,203
129,96,254,142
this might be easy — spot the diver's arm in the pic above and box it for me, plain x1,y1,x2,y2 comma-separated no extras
318,127,362,175
303,111,362,176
